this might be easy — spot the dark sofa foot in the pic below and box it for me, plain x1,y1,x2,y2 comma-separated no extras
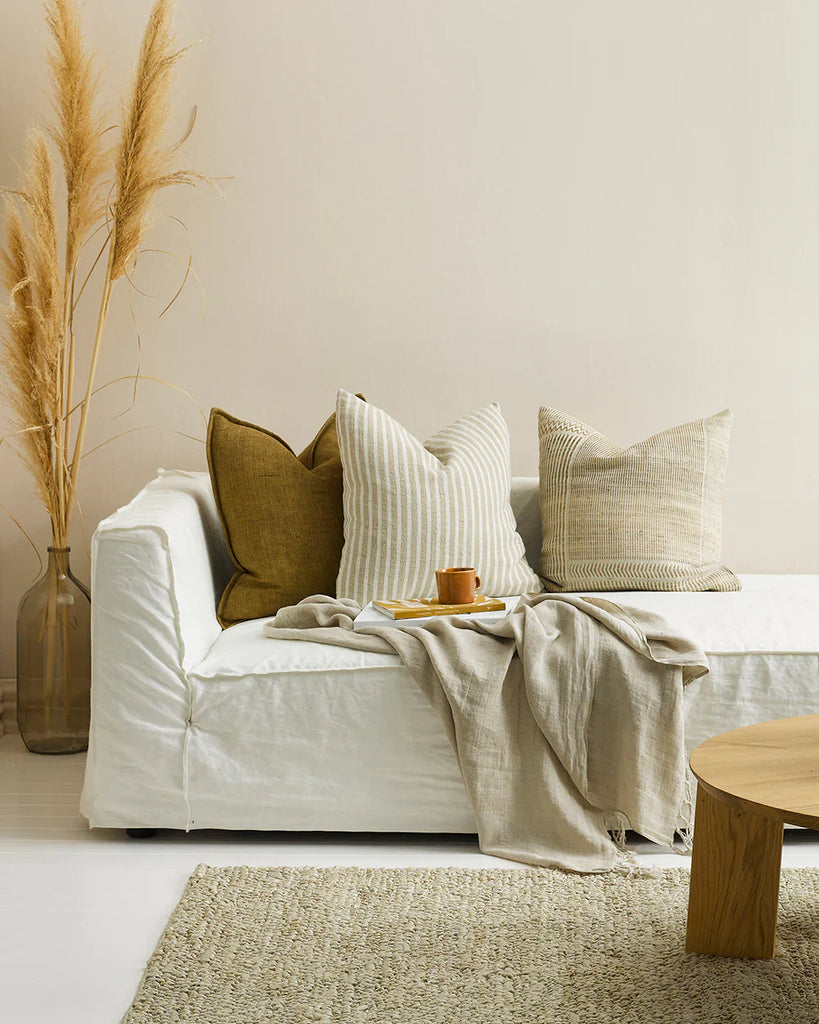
126,828,157,839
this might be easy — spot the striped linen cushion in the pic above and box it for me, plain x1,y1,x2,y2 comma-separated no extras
336,391,543,605
538,407,740,593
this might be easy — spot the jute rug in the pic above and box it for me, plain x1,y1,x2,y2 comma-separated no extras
123,865,819,1023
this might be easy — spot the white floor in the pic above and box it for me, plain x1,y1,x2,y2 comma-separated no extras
4,735,819,1024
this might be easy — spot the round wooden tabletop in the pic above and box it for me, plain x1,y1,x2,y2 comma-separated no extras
689,714,819,830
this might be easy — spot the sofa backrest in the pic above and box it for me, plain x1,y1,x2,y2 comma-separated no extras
144,471,543,582
510,477,541,573
194,470,544,576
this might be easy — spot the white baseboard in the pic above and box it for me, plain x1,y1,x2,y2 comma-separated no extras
1,679,16,736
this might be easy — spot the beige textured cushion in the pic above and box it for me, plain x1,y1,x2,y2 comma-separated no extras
538,407,740,592
336,390,543,605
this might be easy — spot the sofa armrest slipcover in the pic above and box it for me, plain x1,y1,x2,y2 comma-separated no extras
81,470,232,827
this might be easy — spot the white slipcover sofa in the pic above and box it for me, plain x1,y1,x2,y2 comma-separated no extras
80,470,819,834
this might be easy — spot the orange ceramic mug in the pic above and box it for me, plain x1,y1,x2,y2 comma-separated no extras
435,567,481,605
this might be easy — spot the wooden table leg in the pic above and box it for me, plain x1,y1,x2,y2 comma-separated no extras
686,784,783,958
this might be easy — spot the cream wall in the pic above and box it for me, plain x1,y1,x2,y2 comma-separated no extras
1,1,819,677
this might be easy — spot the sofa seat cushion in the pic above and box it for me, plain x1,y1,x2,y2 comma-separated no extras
186,619,476,832
193,617,402,679
181,576,819,833
597,575,819,654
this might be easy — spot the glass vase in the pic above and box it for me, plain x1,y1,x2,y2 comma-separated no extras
16,547,91,755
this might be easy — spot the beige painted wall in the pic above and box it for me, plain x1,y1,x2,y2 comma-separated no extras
2,1,819,677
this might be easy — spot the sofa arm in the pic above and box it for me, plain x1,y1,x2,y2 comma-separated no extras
93,469,231,667
81,470,233,828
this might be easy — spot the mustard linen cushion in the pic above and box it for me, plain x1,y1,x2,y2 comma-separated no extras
207,406,347,626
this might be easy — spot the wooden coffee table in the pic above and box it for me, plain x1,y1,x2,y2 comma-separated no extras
686,714,819,959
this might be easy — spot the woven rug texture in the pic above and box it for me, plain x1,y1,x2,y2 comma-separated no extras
122,865,819,1023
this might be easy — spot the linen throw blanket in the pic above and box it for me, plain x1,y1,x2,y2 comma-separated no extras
263,594,708,872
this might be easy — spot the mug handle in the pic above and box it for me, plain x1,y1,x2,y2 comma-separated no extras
475,574,481,590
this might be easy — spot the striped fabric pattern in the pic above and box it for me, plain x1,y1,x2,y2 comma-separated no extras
336,391,543,605
538,407,740,593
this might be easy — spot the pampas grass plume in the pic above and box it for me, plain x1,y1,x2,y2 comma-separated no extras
45,0,108,273
111,0,203,280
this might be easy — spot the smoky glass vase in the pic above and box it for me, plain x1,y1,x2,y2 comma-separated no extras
16,547,91,755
